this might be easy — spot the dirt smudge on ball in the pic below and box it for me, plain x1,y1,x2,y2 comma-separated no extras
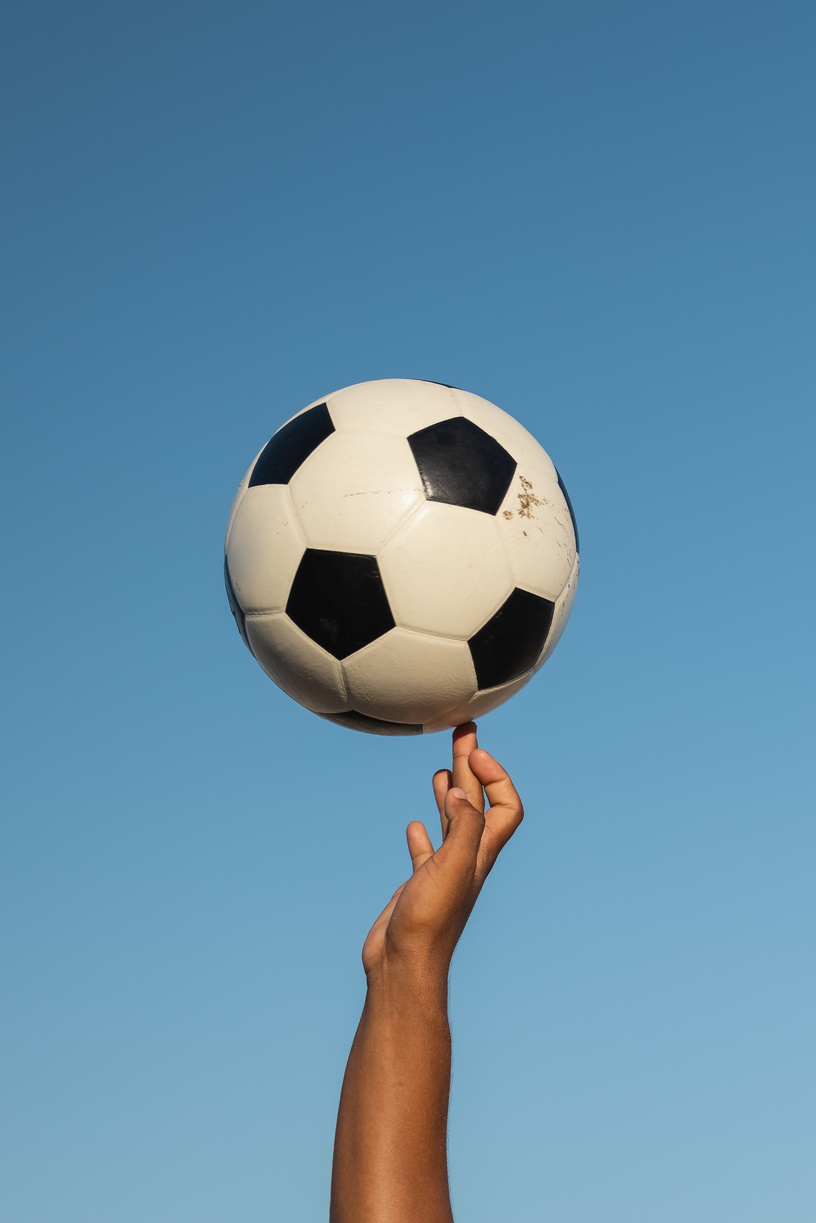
516,475,548,519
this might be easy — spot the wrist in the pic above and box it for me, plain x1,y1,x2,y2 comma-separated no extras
365,949,451,1016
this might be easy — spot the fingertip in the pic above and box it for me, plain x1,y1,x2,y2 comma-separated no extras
452,721,477,742
468,746,503,778
432,769,452,800
406,819,433,852
449,786,468,801
468,746,490,771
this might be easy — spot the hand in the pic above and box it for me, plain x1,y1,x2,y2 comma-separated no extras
333,724,523,1222
362,722,524,980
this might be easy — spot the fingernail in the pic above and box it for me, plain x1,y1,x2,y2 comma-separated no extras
450,787,468,800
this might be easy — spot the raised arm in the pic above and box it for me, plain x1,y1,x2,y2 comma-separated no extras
329,722,524,1223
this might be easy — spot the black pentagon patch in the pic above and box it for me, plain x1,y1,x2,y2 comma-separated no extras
407,416,517,515
249,402,334,487
556,468,579,554
224,556,254,654
286,550,395,660
318,710,423,736
468,588,555,690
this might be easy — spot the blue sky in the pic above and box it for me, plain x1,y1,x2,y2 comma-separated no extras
1,2,814,1220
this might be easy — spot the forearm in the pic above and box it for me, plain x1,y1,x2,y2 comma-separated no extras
330,956,454,1223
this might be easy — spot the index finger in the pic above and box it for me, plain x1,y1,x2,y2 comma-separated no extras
451,722,485,815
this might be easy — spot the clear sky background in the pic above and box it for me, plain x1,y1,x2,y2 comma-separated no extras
1,2,814,1220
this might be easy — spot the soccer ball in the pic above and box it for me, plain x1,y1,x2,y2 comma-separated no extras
224,379,579,735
